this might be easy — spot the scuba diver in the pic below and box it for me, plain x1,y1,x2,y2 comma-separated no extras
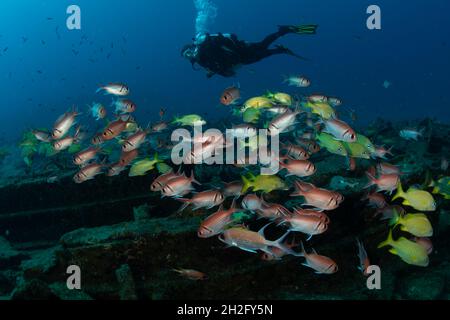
181,24,318,78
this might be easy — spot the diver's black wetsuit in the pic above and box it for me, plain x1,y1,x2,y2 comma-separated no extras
184,25,317,78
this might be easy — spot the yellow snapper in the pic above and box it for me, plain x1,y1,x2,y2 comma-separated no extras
241,173,288,193
243,108,261,124
303,101,336,120
355,134,376,154
265,92,293,106
378,229,429,267
430,176,450,199
129,154,162,177
172,114,206,126
392,182,436,212
390,211,433,237
241,96,274,112
316,133,347,156
342,141,371,159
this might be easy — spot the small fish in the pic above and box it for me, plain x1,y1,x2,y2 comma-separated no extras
299,242,338,274
308,94,328,104
297,138,321,154
172,268,208,281
97,83,129,96
372,145,393,159
88,103,106,120
172,114,206,126
32,130,52,143
347,157,356,171
356,238,371,276
362,192,387,209
220,85,241,106
383,80,391,89
113,99,136,114
46,176,59,184
429,176,450,199
377,163,402,175
283,75,310,88
231,124,257,138
400,128,424,141
328,97,342,107
440,158,448,171
242,194,264,212
151,121,168,133
365,172,399,194
159,108,166,120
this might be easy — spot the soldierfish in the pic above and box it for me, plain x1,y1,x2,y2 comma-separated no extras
177,190,225,212
119,149,139,166
268,110,301,135
97,83,129,96
32,130,52,142
150,169,180,192
52,109,80,139
219,224,293,256
198,201,239,238
279,158,316,177
242,194,264,212
322,118,357,143
278,213,329,240
220,85,241,106
291,181,344,211
102,116,131,141
356,238,371,276
121,128,149,152
365,172,400,194
172,268,208,281
113,99,136,114
299,242,338,274
283,75,310,88
161,171,201,198
73,146,101,166
281,143,310,160
73,162,104,183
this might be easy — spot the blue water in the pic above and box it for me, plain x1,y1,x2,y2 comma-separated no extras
0,0,449,143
